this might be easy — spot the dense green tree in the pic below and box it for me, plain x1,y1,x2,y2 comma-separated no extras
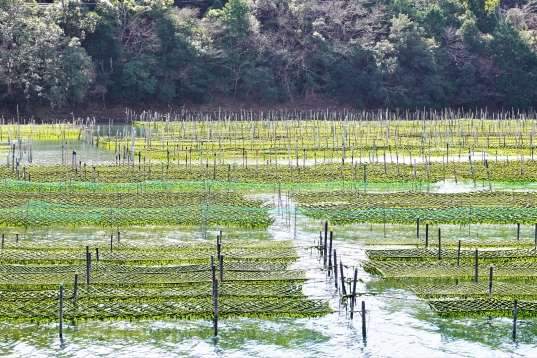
0,0,93,108
3,0,537,109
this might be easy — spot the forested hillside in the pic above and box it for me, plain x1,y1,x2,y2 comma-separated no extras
1,0,537,109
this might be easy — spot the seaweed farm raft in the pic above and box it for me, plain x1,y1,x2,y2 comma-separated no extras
1,112,537,357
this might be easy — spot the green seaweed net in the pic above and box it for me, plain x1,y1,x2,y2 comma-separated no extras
365,245,537,317
0,241,331,322
0,190,272,228
296,191,537,224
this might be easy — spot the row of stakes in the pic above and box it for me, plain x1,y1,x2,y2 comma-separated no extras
55,231,226,343
317,221,367,342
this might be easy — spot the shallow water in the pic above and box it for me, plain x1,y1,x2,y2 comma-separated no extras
1,202,536,358
1,136,537,357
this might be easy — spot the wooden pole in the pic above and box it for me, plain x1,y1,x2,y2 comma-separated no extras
350,268,358,319
361,300,367,341
211,255,218,337
416,217,420,238
85,247,91,286
340,261,347,296
333,250,338,290
323,229,328,268
517,223,521,241
328,231,333,276
512,300,518,340
59,283,64,342
425,224,429,248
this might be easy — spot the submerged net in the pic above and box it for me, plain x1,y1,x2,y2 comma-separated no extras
0,241,330,322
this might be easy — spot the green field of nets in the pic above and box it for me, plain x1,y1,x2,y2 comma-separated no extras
3,117,537,326
0,240,329,322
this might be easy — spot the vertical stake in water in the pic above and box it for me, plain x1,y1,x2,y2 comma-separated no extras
85,246,91,286
333,250,338,290
513,300,518,341
416,217,420,238
339,262,347,297
361,301,367,342
211,256,218,337
517,223,520,241
328,231,333,276
59,283,64,343
350,268,358,319
323,230,328,268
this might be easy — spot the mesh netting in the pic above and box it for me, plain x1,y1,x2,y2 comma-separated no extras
0,297,330,322
366,248,537,261
428,298,537,318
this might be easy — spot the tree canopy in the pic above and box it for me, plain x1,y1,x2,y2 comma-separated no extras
2,0,537,109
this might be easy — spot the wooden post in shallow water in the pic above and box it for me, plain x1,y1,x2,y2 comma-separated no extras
333,250,338,290
416,217,420,238
85,247,91,286
437,228,441,260
1,234,4,249
210,256,218,337
59,283,64,342
513,300,519,340
517,223,521,241
350,268,358,319
213,279,219,337
361,301,367,341
323,230,328,268
425,224,429,248
339,261,346,296
328,231,333,276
